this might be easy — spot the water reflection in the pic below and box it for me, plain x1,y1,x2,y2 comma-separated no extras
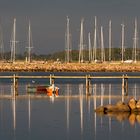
79,84,84,134
0,80,140,140
133,84,137,99
65,84,71,134
28,94,31,130
101,84,104,106
96,111,140,126
93,84,97,110
12,98,16,131
109,84,111,105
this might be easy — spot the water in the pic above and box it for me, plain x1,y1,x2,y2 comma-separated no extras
0,72,140,140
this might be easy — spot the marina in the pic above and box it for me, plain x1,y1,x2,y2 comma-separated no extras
0,0,140,139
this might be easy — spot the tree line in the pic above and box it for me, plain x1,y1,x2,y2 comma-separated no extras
1,48,140,62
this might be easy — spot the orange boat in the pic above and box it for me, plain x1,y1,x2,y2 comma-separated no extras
27,84,59,96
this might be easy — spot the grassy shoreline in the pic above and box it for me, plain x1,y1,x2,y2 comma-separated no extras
0,61,140,72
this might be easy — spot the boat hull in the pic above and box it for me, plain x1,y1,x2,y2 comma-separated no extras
27,85,59,96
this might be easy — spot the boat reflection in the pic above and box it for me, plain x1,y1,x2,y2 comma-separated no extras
96,111,140,126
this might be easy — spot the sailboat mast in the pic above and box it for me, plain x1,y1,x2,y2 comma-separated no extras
0,23,4,60
88,32,92,62
101,26,105,62
27,20,33,63
79,18,84,63
109,20,112,61
11,18,16,63
13,18,16,63
133,18,138,63
121,24,125,63
65,16,71,63
93,16,97,61
28,21,31,63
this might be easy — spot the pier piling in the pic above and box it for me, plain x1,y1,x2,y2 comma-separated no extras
50,74,55,85
86,75,91,96
13,74,18,97
122,74,128,102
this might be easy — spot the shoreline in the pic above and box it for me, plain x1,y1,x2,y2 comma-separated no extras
0,61,140,72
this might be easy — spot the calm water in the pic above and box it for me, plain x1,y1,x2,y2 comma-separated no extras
0,72,140,140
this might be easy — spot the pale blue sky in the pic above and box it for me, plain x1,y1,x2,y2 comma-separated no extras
0,0,140,54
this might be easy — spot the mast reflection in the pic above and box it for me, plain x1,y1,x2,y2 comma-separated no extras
66,84,71,133
109,84,112,133
109,84,111,105
93,84,97,139
93,84,97,110
79,84,84,133
12,97,16,131
101,84,104,107
134,83,137,99
28,92,31,130
11,84,16,131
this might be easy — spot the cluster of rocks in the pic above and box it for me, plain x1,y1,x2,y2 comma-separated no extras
95,98,140,113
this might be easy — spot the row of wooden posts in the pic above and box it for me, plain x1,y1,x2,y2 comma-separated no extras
11,74,129,97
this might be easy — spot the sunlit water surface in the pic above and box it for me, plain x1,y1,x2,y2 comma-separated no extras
0,72,140,140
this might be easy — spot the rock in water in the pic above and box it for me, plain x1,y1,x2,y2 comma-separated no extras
128,98,137,110
95,106,105,112
105,104,118,112
136,99,140,109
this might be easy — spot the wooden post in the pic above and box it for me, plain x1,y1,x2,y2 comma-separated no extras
13,74,16,97
52,74,55,85
124,74,128,96
13,74,18,97
86,75,91,96
15,78,18,96
50,74,55,85
122,74,125,102
50,74,52,85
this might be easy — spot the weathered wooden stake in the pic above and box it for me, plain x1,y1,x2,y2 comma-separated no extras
50,74,55,85
122,74,125,102
13,74,18,97
50,74,52,85
86,75,91,96
13,74,16,97
124,74,128,96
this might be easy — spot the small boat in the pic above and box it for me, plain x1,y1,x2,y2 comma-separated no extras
27,84,59,97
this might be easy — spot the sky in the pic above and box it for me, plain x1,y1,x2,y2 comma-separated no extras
0,0,140,54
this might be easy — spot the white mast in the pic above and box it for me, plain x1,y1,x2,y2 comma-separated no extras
109,20,112,61
65,16,72,63
93,16,97,61
0,23,4,60
133,18,138,63
101,26,105,62
11,18,17,63
79,18,84,63
121,24,125,63
88,32,92,62
27,20,33,63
